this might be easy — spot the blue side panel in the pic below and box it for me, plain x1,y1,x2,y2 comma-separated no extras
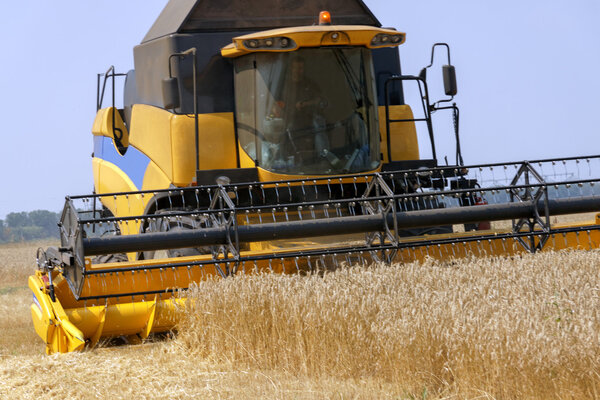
93,136,151,190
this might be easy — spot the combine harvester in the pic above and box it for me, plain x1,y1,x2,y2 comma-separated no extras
30,0,600,354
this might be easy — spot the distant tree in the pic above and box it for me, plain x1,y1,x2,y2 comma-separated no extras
1,210,60,242
18,226,46,241
29,210,60,237
6,212,31,228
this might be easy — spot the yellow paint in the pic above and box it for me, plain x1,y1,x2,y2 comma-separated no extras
222,25,405,58
30,271,182,354
65,301,180,338
120,105,237,188
320,30,351,46
92,158,143,242
139,298,157,340
92,107,129,150
238,142,256,169
93,157,138,195
29,273,86,354
128,105,173,180
196,113,238,172
88,306,106,349
141,160,172,191
170,112,238,185
92,154,102,194
379,105,420,162
169,113,197,185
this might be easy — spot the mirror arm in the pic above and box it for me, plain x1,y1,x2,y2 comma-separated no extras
421,43,452,78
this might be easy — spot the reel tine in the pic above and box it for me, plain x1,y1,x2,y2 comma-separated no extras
64,157,600,305
283,207,289,222
300,180,307,201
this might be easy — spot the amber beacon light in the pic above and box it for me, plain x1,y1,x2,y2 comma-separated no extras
319,11,332,25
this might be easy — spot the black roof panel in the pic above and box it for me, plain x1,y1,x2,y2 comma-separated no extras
143,0,381,43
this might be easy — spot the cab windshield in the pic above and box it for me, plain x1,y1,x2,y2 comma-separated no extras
234,48,380,175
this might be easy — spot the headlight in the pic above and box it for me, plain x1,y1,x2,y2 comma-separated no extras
243,37,296,50
371,33,404,47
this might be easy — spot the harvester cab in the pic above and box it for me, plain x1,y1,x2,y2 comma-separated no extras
30,0,600,354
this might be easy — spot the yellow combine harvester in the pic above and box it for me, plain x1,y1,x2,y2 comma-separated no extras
30,0,600,354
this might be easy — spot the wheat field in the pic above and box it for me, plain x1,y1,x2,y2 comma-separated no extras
1,240,600,399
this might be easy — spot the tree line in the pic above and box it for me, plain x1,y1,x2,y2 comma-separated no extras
0,210,60,243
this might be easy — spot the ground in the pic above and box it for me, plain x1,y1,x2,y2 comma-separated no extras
1,239,600,399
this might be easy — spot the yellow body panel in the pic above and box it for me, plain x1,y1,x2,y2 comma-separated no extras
93,157,138,195
128,105,174,181
92,158,144,236
196,112,238,172
96,105,238,189
129,105,238,186
91,107,129,149
169,114,197,185
65,300,180,338
169,111,238,182
222,25,405,58
379,105,420,162
141,159,172,191
29,274,85,354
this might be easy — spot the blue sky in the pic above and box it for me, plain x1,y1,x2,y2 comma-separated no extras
0,0,598,218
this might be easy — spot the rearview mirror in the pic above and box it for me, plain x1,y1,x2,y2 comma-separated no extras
162,77,180,110
442,65,457,96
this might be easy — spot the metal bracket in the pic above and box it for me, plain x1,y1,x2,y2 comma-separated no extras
361,174,399,263
510,162,550,252
207,185,240,276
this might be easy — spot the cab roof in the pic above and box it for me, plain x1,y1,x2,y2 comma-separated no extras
142,0,381,43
